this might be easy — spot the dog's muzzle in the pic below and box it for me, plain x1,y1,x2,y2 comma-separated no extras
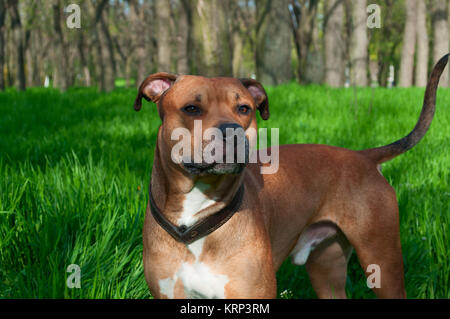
182,123,249,175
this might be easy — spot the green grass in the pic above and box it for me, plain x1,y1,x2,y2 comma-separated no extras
0,84,448,298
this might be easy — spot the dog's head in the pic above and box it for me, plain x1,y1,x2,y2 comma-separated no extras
134,73,269,176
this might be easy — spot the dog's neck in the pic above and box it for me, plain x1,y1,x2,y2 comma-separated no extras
150,139,244,227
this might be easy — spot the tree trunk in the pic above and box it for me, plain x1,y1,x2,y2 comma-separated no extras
324,0,345,87
99,10,116,91
7,0,26,91
128,0,147,85
194,0,232,77
93,28,105,90
148,1,158,75
78,33,91,86
256,0,292,85
176,0,191,75
85,0,106,88
87,0,115,91
232,30,243,77
0,1,6,90
52,1,71,91
350,0,368,86
229,0,244,77
432,0,449,87
399,0,417,87
26,48,33,87
290,0,319,84
6,27,14,86
415,0,429,87
156,0,172,72
77,2,92,87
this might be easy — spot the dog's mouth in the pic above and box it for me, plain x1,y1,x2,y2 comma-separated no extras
182,144,249,175
183,162,216,174
179,134,250,175
182,161,246,176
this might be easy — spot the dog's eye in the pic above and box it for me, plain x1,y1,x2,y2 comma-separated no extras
182,105,202,115
237,104,251,115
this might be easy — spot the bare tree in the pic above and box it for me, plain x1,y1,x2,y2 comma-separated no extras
7,0,26,91
432,0,449,86
256,0,292,85
399,0,417,87
415,0,429,87
350,0,368,86
324,0,345,87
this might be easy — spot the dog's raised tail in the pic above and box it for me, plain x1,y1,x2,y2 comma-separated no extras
359,54,448,164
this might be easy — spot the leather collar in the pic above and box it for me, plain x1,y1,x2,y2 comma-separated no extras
148,183,245,245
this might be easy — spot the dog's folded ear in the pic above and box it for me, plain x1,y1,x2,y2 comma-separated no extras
239,78,269,120
134,72,178,111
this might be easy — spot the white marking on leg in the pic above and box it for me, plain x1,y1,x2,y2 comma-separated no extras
178,182,217,227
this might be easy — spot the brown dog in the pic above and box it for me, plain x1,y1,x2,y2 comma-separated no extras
135,55,448,299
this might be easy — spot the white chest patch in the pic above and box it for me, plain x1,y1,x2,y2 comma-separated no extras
158,238,229,299
177,182,217,227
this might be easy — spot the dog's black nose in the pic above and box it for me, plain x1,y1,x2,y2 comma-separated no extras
218,123,243,140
